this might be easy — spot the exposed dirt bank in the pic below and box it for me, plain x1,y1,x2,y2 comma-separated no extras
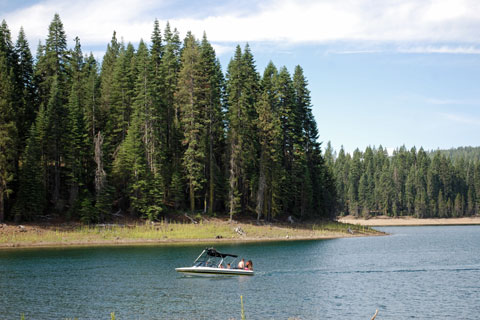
338,215,480,226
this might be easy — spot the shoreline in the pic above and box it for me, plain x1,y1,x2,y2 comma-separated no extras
338,215,480,226
0,220,382,250
0,233,375,250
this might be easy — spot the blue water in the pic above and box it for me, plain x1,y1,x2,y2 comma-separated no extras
1,226,480,319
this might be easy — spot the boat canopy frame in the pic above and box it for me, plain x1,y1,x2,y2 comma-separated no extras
193,248,239,268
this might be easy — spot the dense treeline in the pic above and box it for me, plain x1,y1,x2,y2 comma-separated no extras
325,143,480,217
428,146,480,163
0,15,336,223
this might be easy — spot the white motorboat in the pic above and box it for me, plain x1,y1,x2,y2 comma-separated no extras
175,248,254,276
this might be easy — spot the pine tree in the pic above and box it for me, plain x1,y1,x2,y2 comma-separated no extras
105,42,136,158
0,52,17,222
99,31,120,127
453,193,463,217
15,27,36,152
35,14,68,104
225,45,259,219
64,37,93,218
176,33,206,213
161,22,183,208
112,40,163,220
348,149,362,216
405,166,416,214
13,123,46,221
293,65,334,218
32,14,70,213
45,76,68,210
150,19,168,198
83,53,100,140
256,62,282,221
0,20,17,69
199,33,225,214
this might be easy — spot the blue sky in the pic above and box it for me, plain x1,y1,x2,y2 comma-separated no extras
2,0,480,154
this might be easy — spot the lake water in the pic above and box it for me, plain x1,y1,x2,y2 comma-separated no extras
1,226,480,319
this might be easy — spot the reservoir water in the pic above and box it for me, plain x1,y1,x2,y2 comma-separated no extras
1,225,480,319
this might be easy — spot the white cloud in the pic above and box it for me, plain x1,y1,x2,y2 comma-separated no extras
4,0,480,56
210,43,235,56
440,112,480,125
5,0,159,48
426,98,480,105
399,45,480,54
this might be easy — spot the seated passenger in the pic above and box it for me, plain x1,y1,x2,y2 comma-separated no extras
246,260,253,270
226,263,231,269
237,258,245,269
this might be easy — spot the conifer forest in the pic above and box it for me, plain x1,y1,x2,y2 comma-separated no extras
1,15,479,224
325,144,480,218
0,15,336,223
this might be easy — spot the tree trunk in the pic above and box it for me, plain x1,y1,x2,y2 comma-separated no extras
208,123,214,215
190,179,195,213
94,131,106,194
53,156,61,210
0,186,4,223
69,181,78,208
256,151,266,221
229,149,237,221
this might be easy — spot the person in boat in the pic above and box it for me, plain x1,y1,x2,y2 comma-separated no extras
245,260,253,270
237,258,245,269
226,263,231,269
219,263,224,268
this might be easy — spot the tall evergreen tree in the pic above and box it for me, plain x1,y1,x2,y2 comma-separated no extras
105,42,136,160
64,37,94,218
13,122,46,221
15,27,36,152
256,62,282,221
200,33,225,214
35,14,68,104
0,52,17,222
161,22,183,208
176,33,206,213
225,45,259,219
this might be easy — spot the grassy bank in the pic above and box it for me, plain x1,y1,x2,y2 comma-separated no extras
0,219,382,248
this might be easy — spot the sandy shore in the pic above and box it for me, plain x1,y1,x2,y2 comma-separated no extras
338,215,480,226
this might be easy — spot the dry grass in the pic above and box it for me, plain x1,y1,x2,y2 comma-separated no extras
0,218,382,248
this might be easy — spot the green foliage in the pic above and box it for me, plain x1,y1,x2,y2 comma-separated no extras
328,145,480,217
2,15,336,223
13,123,46,221
225,45,260,219
78,194,96,224
0,51,17,222
176,33,206,213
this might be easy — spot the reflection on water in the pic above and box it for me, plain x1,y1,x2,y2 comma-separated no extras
1,226,480,319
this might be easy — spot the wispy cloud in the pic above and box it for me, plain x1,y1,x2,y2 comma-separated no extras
440,112,480,125
426,98,480,105
326,49,384,55
399,45,480,54
4,0,480,55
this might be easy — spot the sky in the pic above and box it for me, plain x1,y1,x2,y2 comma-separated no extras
2,0,480,154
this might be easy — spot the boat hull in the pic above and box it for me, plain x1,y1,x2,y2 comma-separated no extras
175,266,254,276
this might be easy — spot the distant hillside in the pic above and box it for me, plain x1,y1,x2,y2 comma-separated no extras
428,146,480,163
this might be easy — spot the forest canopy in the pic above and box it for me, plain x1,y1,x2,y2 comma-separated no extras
325,144,480,218
0,14,336,223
